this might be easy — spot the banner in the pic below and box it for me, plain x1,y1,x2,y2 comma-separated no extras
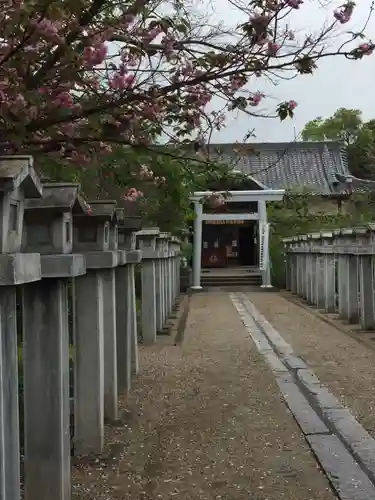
259,222,270,271
206,220,245,225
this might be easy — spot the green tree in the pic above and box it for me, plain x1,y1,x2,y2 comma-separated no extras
301,108,363,144
40,145,234,234
301,108,375,179
347,121,375,178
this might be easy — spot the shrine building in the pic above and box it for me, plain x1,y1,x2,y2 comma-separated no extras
190,141,375,289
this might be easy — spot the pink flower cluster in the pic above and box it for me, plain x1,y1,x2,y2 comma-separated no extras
186,86,212,107
229,76,248,93
249,92,264,106
285,0,303,8
30,18,62,41
83,201,92,215
0,0,367,166
109,72,135,90
138,164,154,179
334,2,355,24
123,188,144,202
267,42,280,56
357,43,374,56
83,43,108,68
137,164,166,185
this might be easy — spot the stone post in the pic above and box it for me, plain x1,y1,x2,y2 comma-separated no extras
302,237,309,301
285,253,291,291
359,254,375,330
117,215,142,390
307,236,314,305
316,253,326,309
319,231,335,313
166,237,174,316
290,249,297,294
308,253,315,305
155,233,168,332
163,236,171,324
292,253,298,294
299,240,306,298
347,253,359,323
312,233,325,309
137,228,160,344
354,227,370,327
161,235,169,326
310,234,322,306
73,200,119,453
295,241,303,296
0,156,42,500
304,253,310,302
283,238,293,291
309,234,324,309
337,254,349,320
192,201,203,289
22,183,87,500
337,229,357,321
170,237,181,306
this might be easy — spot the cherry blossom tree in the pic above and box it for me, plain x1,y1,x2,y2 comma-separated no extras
0,0,372,169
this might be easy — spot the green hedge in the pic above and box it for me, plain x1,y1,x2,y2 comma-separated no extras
268,195,375,288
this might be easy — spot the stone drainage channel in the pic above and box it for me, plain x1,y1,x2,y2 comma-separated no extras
230,292,375,500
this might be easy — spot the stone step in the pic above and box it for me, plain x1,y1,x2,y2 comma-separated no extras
201,275,262,287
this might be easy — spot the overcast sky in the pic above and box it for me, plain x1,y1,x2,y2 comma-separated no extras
203,0,375,143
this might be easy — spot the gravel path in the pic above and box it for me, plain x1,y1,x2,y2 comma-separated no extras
248,292,375,442
73,292,334,500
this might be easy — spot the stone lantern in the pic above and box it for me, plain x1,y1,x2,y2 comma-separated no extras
21,182,87,500
73,199,117,253
137,228,160,344
72,199,119,454
22,182,86,275
116,215,142,389
0,156,42,500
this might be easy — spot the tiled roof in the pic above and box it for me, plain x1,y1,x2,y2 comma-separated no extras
208,141,375,195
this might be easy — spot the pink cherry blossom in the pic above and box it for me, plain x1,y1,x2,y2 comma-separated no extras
0,0,367,165
138,164,154,180
53,92,74,108
285,0,303,8
123,188,144,201
267,42,280,56
83,43,108,68
334,2,355,24
229,75,248,92
358,43,374,56
109,73,135,90
30,18,61,40
249,92,264,106
70,151,90,165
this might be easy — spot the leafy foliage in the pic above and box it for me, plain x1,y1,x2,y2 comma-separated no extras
0,0,372,166
41,145,234,234
301,108,375,179
268,191,375,287
301,108,362,144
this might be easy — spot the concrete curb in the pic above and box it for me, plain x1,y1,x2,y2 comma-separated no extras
231,292,375,500
155,293,191,345
280,290,375,353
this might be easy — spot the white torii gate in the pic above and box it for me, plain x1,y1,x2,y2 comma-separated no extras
189,189,285,289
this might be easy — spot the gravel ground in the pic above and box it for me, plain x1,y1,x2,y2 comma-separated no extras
248,292,375,441
73,292,334,500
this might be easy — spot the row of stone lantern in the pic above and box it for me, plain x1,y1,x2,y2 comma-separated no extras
0,156,181,500
283,225,375,331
